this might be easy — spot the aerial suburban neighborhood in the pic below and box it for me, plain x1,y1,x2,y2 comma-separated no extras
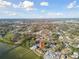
0,19,79,59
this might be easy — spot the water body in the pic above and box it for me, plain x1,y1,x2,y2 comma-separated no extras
0,43,20,59
0,42,41,59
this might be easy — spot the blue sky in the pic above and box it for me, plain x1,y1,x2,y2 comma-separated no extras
0,0,79,18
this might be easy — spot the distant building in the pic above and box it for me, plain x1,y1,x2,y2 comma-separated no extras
39,39,45,49
44,50,61,59
0,35,2,38
60,54,73,59
0,33,5,38
71,52,79,59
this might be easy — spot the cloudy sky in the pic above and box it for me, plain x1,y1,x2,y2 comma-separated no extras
0,0,79,18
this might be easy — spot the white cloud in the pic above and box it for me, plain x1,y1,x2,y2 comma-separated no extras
67,1,77,9
19,1,34,10
47,12,63,16
3,11,18,16
8,13,17,16
0,0,11,8
13,4,19,8
12,1,37,11
40,2,48,6
41,10,46,13
34,12,64,18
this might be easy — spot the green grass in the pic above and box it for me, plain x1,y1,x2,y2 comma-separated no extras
1,46,42,59
0,41,42,59
0,32,43,59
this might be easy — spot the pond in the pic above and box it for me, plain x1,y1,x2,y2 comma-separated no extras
0,42,19,59
0,42,42,59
